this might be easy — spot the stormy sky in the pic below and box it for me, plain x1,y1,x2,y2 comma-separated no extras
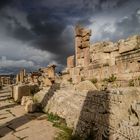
0,0,140,74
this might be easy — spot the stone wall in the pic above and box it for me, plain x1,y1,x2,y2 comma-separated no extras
65,26,140,87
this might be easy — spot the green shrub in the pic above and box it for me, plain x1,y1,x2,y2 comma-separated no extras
103,63,109,67
103,74,116,83
68,78,72,83
81,77,85,81
46,112,82,140
129,79,135,87
47,112,61,123
90,78,98,84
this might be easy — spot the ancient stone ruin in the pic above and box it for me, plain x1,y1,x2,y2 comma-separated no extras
10,26,140,139
64,26,140,88
0,75,13,88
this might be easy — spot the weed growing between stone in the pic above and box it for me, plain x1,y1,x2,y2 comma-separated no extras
46,112,82,140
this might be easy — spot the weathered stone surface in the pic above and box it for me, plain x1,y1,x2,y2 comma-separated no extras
75,26,91,67
21,96,33,106
118,35,140,53
103,43,119,53
13,84,30,102
0,86,58,140
24,99,38,113
42,77,52,87
34,86,140,139
67,55,75,68
75,80,97,91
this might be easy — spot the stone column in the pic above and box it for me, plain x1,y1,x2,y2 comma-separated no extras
67,55,75,68
75,26,91,67
47,65,56,79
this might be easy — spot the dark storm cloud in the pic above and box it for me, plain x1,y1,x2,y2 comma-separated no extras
25,11,74,64
97,8,140,42
0,0,139,73
0,12,35,42
0,0,13,10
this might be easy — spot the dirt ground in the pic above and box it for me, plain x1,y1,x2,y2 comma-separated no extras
0,86,58,140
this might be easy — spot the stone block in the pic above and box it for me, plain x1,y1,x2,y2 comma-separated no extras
75,80,97,91
67,55,75,68
118,35,140,54
13,84,30,102
75,27,83,37
75,37,82,48
21,96,33,106
82,35,90,41
81,41,90,48
43,77,52,87
103,43,119,53
82,29,91,37
72,75,81,84
25,100,38,113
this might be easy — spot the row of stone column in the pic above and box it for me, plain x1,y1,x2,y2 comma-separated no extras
16,69,26,84
0,76,11,85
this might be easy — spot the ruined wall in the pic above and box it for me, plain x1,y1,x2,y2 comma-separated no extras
0,76,12,85
66,26,140,87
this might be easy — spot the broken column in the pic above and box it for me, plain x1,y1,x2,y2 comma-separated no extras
75,25,91,67
16,69,26,84
67,55,75,68
39,65,56,87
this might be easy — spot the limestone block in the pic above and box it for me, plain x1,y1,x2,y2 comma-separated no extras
82,35,90,41
21,96,32,106
81,41,90,48
84,56,90,66
127,61,139,73
77,58,84,66
75,80,97,91
62,73,71,81
109,51,120,66
13,85,30,102
47,66,55,79
75,27,83,37
118,35,140,54
75,37,82,48
103,43,119,53
67,55,75,68
72,75,81,84
82,29,91,37
43,77,52,87
25,100,38,113
90,41,113,53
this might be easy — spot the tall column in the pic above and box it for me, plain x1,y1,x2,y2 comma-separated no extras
75,26,91,67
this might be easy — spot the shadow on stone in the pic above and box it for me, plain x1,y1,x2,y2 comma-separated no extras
40,83,60,108
74,90,111,140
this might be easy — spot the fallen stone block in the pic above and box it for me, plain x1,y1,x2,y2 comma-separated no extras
21,96,33,106
13,84,30,102
25,100,38,113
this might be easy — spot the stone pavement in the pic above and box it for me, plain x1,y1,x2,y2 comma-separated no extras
0,86,58,140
